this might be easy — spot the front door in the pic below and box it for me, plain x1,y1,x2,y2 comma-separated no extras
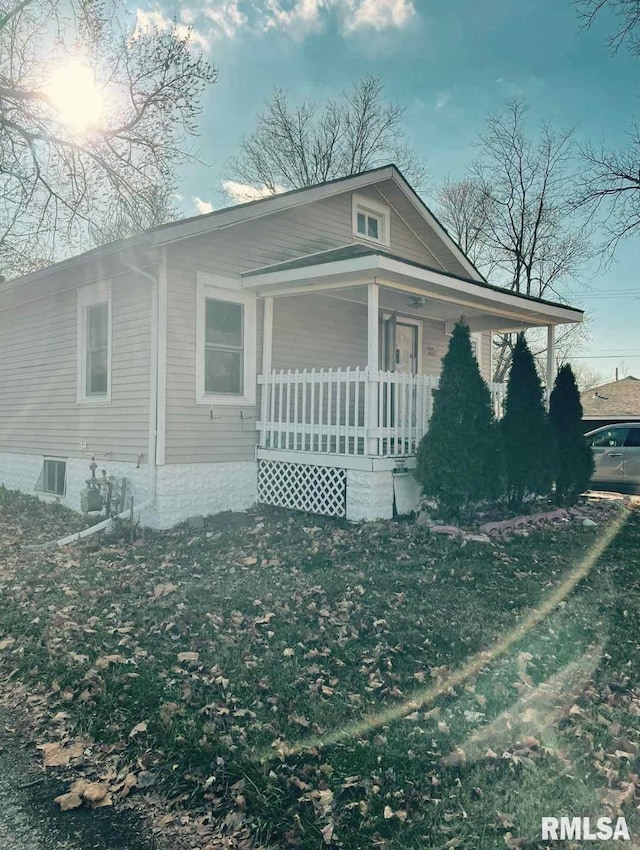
383,318,419,374
394,321,419,374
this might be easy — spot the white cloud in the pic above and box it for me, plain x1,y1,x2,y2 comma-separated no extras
435,91,451,110
194,196,215,214
221,179,285,204
204,0,248,38
134,7,209,50
137,0,416,47
263,0,324,37
343,0,415,33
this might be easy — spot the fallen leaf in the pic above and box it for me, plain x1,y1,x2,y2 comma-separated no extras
82,782,109,803
177,651,199,664
55,791,83,811
320,823,334,844
38,740,85,767
153,583,178,598
129,721,148,738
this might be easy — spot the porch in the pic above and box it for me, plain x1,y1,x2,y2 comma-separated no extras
257,366,507,459
241,244,583,519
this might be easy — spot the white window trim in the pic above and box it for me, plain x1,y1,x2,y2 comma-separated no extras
471,332,482,365
77,280,112,405
196,274,257,406
352,193,390,248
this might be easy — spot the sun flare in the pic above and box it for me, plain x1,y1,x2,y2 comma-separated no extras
44,59,104,131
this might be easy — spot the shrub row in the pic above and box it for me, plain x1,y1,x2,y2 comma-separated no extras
416,322,594,520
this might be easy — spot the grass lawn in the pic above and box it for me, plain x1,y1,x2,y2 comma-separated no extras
0,487,639,848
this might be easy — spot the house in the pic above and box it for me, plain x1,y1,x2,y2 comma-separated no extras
581,376,640,432
0,166,584,527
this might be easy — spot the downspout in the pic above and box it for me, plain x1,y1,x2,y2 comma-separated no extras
116,250,162,513
27,251,163,549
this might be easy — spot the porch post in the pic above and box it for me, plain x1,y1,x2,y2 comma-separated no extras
545,324,555,409
262,296,274,376
366,283,379,455
260,296,274,446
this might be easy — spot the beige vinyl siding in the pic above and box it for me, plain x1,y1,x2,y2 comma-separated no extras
481,331,493,382
358,180,475,278
164,181,491,464
0,273,151,463
272,295,368,370
271,295,454,377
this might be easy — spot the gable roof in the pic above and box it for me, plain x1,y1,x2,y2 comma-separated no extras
581,376,640,418
1,164,483,292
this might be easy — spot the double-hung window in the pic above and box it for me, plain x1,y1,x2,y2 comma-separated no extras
352,194,390,247
77,281,111,404
196,276,256,405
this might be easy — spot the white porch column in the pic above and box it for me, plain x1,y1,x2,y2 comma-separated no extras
546,324,556,409
366,283,379,455
262,296,274,375
260,296,274,446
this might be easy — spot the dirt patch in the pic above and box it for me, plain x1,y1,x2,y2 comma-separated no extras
0,719,159,849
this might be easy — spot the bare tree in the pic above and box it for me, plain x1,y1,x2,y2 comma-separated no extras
435,100,592,381
0,0,216,278
575,0,640,53
225,76,426,199
570,363,605,390
572,0,640,248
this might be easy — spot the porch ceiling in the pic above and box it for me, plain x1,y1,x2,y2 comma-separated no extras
241,245,584,332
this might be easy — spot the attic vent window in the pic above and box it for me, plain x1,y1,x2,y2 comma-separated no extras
352,194,390,247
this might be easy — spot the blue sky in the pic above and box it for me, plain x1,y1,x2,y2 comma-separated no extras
137,0,640,381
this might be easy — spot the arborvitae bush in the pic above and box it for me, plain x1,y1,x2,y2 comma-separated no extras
416,320,501,519
549,363,594,504
501,334,555,507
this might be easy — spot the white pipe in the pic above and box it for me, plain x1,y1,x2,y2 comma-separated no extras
22,500,153,550
118,252,159,507
56,502,153,546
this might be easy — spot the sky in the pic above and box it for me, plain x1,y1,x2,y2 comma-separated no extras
135,0,640,382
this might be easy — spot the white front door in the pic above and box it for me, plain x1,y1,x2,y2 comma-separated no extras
394,321,419,374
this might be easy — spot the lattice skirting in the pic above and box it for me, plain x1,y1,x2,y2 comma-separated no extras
257,460,347,518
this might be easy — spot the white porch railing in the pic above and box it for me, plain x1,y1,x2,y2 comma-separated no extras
258,368,507,458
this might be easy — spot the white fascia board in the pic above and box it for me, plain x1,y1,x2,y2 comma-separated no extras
376,256,584,326
151,168,396,246
242,253,583,326
389,173,484,282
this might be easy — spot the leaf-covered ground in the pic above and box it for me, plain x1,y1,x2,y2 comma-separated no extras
1,487,639,849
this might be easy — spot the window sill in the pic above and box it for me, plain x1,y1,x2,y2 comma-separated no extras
353,233,390,249
77,396,112,406
197,394,256,407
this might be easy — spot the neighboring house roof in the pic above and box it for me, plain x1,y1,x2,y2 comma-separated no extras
243,244,583,317
581,376,640,419
0,164,483,292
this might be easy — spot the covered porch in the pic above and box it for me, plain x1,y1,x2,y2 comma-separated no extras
241,246,583,519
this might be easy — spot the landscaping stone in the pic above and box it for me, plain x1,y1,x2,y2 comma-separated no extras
430,525,462,537
186,515,205,529
416,511,435,526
